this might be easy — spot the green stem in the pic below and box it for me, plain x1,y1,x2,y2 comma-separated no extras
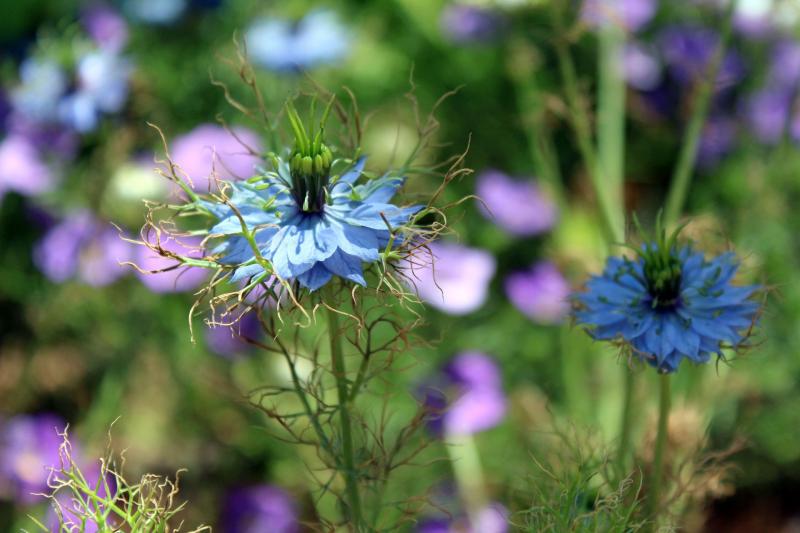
663,0,738,227
324,294,365,531
616,365,635,470
550,2,624,244
446,433,487,529
597,25,626,227
646,373,671,529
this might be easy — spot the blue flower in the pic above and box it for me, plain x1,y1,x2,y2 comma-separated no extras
245,10,350,72
207,156,419,291
574,239,760,373
10,59,68,124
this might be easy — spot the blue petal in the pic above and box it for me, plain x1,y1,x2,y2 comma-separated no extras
330,157,367,195
296,263,333,290
323,250,366,286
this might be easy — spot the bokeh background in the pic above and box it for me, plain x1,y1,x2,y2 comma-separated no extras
1,0,799,531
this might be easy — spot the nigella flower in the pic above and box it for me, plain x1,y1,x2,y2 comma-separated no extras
59,50,132,133
0,413,65,503
581,0,657,32
574,226,760,372
245,10,350,72
475,170,557,237
422,352,506,437
34,211,132,286
82,6,129,52
0,134,55,200
205,311,262,358
658,26,744,90
418,503,508,533
505,261,571,325
623,42,662,91
10,59,68,124
407,241,496,315
221,485,298,533
698,115,737,167
440,4,504,44
170,124,263,192
206,104,420,291
134,234,208,293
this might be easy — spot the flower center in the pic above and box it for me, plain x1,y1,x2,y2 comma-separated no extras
289,142,332,213
642,248,682,309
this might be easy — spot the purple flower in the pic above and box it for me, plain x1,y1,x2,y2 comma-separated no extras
0,134,55,199
45,460,117,532
733,0,774,37
82,6,129,51
743,89,790,144
440,4,504,43
221,485,298,533
418,503,509,533
10,59,68,125
581,0,657,32
623,42,662,91
0,414,65,503
34,212,132,286
170,124,263,192
698,115,737,167
205,312,261,358
476,170,557,237
505,261,571,325
134,234,208,293
408,242,496,315
658,26,744,89
767,40,800,90
424,352,506,437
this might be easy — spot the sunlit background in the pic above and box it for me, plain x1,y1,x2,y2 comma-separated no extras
1,0,799,531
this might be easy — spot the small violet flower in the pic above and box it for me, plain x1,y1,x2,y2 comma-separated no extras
440,4,504,43
623,42,663,91
418,503,509,533
170,124,263,192
423,352,506,437
408,241,496,315
221,485,298,533
505,261,571,325
82,6,129,51
574,228,760,372
658,26,744,90
581,0,658,32
34,211,132,286
205,311,262,358
0,414,65,503
0,134,55,200
134,234,208,293
10,59,68,125
476,170,557,237
245,10,350,72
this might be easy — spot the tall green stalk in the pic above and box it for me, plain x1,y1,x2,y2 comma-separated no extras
646,373,671,529
663,0,738,227
324,294,365,531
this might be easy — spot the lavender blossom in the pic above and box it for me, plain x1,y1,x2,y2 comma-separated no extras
581,0,657,32
34,212,132,286
440,4,504,43
505,261,571,325
134,234,208,293
408,242,496,315
221,485,298,533
170,124,263,192
476,170,557,237
423,352,506,437
0,414,65,504
0,134,55,199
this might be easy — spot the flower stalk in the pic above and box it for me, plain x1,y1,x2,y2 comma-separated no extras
324,289,365,531
646,373,671,529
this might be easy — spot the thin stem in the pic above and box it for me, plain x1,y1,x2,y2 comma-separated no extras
446,432,487,529
663,0,738,227
550,2,624,244
616,365,635,470
597,25,626,227
646,373,671,529
324,293,365,531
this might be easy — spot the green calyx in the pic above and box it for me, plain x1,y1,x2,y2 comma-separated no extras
285,98,335,213
632,213,687,310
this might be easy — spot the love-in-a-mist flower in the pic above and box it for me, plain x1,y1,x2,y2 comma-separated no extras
476,170,557,236
505,261,571,324
206,102,420,290
574,224,760,372
422,352,506,437
440,4,504,43
581,0,657,32
0,413,65,503
221,485,298,533
10,59,68,124
245,10,350,72
0,134,55,200
134,234,208,293
407,241,496,315
418,503,508,533
34,211,132,286
170,124,263,192
205,311,262,358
